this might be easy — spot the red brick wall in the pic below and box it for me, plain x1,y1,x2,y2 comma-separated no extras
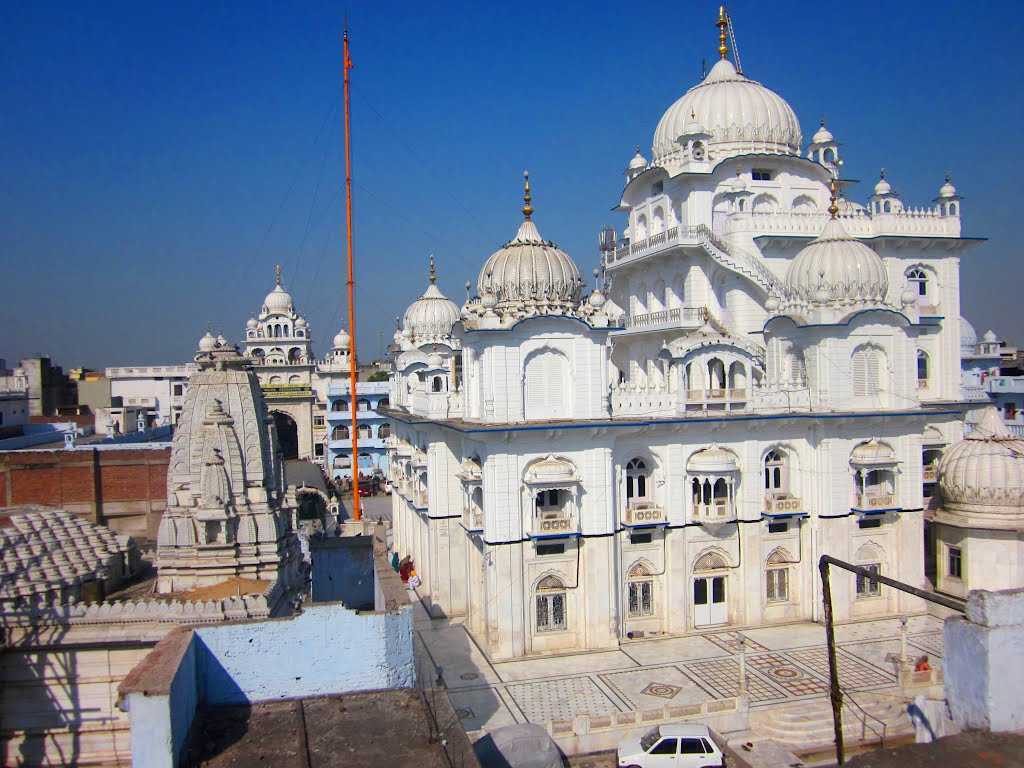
0,448,171,540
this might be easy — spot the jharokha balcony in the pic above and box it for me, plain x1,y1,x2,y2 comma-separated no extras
854,492,897,511
694,499,734,522
532,511,575,538
763,495,803,515
623,501,668,526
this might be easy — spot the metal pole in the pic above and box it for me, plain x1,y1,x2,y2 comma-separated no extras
820,555,966,612
819,557,845,765
342,27,361,521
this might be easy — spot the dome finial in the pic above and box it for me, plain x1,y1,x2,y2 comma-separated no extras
828,177,840,219
274,263,282,287
428,254,437,285
879,167,886,180
522,170,533,220
716,5,729,60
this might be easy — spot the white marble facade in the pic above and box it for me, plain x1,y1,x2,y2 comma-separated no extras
387,14,981,661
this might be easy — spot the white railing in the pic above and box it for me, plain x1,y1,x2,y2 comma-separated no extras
764,495,803,514
106,365,193,378
856,492,896,510
721,208,960,239
624,502,667,525
610,387,676,417
623,306,706,332
694,500,733,521
960,384,988,401
535,513,574,535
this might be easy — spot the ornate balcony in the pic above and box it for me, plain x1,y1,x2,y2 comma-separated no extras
855,492,897,511
623,501,667,526
533,511,575,537
763,495,803,515
616,306,707,336
694,500,733,522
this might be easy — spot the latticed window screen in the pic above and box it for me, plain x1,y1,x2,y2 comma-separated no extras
628,579,654,617
535,576,566,632
852,346,882,397
856,563,882,597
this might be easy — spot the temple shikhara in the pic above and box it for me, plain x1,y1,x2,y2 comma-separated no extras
383,9,1015,661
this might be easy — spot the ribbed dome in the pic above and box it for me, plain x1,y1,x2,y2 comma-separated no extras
263,284,293,315
652,59,802,163
783,218,888,309
628,148,647,171
402,259,459,344
198,332,218,352
811,121,834,145
332,328,350,350
938,175,957,199
937,408,1024,529
960,316,977,353
477,219,583,312
873,172,891,197
245,317,258,330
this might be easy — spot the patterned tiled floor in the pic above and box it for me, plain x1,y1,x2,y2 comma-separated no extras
411,598,945,733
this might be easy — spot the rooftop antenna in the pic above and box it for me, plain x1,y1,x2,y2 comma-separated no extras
343,23,362,521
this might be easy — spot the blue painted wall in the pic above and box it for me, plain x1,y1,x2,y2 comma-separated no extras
310,537,374,607
195,602,414,706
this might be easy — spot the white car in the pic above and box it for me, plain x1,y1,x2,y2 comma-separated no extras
617,724,724,768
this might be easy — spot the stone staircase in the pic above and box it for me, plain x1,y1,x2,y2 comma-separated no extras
748,693,913,751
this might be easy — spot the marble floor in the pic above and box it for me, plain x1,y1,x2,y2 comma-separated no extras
410,598,946,734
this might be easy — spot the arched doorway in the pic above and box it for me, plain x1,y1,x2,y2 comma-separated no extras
272,411,299,460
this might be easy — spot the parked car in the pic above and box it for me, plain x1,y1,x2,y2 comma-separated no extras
617,724,724,768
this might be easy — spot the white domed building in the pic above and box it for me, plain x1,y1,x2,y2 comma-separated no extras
386,10,987,661
242,265,316,462
930,408,1024,597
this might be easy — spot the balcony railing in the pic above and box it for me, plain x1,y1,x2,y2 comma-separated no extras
462,508,483,531
623,501,667,526
620,306,707,334
763,495,803,515
533,512,575,536
855,492,897,510
694,500,733,521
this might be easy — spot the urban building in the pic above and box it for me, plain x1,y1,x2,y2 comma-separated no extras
387,14,977,661
0,363,30,429
324,380,391,480
101,364,194,432
14,356,77,417
960,319,1024,436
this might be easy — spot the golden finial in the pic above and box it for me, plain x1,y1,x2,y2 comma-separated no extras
828,177,840,219
522,170,533,221
716,5,729,61
428,254,437,285
274,263,282,286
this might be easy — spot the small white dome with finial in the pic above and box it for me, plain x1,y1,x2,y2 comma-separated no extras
401,255,460,344
198,332,217,352
333,328,351,350
245,317,258,330
811,120,834,145
263,264,294,315
938,174,957,199
215,334,228,347
628,147,647,171
873,169,891,196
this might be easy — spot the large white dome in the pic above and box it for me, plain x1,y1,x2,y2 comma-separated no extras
960,316,977,353
402,258,459,344
652,58,802,164
782,217,888,310
936,408,1024,530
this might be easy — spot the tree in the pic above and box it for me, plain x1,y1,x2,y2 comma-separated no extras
368,370,389,382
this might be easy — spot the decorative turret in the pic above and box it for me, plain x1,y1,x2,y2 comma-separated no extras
934,174,961,217
626,147,647,182
807,119,841,175
870,169,903,215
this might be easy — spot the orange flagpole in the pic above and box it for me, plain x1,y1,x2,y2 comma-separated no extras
343,27,361,521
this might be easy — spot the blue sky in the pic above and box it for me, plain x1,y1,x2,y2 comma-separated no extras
2,0,1022,367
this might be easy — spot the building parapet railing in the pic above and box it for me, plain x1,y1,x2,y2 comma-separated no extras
623,501,667,526
985,376,1024,394
621,306,707,333
854,492,896,510
721,208,960,239
763,495,803,515
694,500,733,522
533,512,575,536
106,365,194,378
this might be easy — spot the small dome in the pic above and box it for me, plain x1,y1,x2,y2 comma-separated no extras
264,284,293,315
628,148,647,171
938,175,957,199
937,408,1024,529
960,317,978,352
402,257,460,344
426,352,444,368
652,58,801,164
687,446,739,474
332,329,350,350
245,317,258,330
215,334,228,347
295,317,307,328
811,121,834,145
198,332,218,352
477,175,583,314
782,217,888,310
873,171,891,197
983,329,999,343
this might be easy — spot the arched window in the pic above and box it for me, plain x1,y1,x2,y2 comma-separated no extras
378,397,389,408
524,349,568,421
288,348,302,363
357,399,370,411
764,450,787,496
917,350,930,388
692,141,705,161
652,206,665,235
627,563,654,618
737,197,746,212
707,358,726,393
332,400,345,412
852,345,884,398
535,489,563,514
358,424,372,439
331,425,349,441
766,548,794,603
907,268,928,298
727,361,747,393
635,214,648,241
854,543,883,598
431,376,443,392
949,202,958,216
791,195,817,213
752,194,778,213
378,424,391,439
883,201,892,213
626,458,649,502
693,551,729,572
288,375,300,384
535,576,566,633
